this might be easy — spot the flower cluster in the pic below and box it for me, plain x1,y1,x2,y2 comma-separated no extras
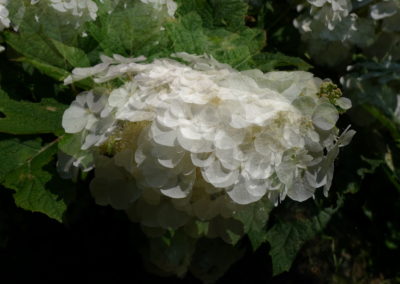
0,0,9,30
30,0,98,24
294,0,400,65
0,0,9,52
341,59,400,121
140,0,177,17
61,53,353,240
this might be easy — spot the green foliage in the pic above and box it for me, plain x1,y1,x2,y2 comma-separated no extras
253,52,312,72
172,0,266,69
50,39,91,68
16,57,70,81
0,138,42,181
0,137,72,222
234,198,274,250
87,1,171,57
266,204,340,276
0,89,66,135
208,0,248,31
0,0,399,282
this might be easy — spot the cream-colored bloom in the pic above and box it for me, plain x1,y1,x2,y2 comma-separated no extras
31,0,98,24
61,53,353,235
140,0,177,17
0,0,10,31
295,0,400,65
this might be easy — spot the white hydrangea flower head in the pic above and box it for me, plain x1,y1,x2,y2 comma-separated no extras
0,0,10,31
62,88,116,150
31,0,98,23
341,58,400,121
61,53,353,240
305,0,353,30
140,0,177,17
295,0,400,65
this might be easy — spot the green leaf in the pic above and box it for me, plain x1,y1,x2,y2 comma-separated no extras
51,39,91,67
0,89,66,135
88,1,170,57
175,0,214,28
5,31,66,68
165,12,209,55
16,57,70,81
206,28,265,69
266,205,339,276
165,12,265,68
253,52,313,72
357,156,385,179
176,0,249,32
209,0,248,32
233,198,274,250
2,138,72,222
0,138,40,182
364,104,400,141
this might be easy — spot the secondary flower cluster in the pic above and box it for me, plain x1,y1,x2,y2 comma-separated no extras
0,0,9,52
31,0,99,21
61,53,353,238
0,0,9,30
295,0,400,65
341,59,400,122
140,0,177,17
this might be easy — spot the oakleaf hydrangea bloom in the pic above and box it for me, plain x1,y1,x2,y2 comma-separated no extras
60,53,354,240
0,0,10,30
31,0,98,23
140,0,177,17
294,0,400,65
341,59,400,122
0,0,10,53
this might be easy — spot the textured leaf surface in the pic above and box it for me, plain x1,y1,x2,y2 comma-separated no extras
0,138,40,182
266,206,339,276
1,138,71,222
17,57,70,81
177,0,248,31
233,198,274,250
209,0,248,31
253,52,312,72
5,31,70,70
166,12,265,69
51,39,91,68
0,89,66,135
88,2,170,57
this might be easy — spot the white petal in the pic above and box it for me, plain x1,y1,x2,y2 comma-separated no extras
177,128,213,153
156,146,185,168
312,102,339,130
62,104,88,133
202,160,239,188
150,121,177,147
335,97,352,110
190,152,215,167
160,170,195,198
287,180,315,202
227,175,263,205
